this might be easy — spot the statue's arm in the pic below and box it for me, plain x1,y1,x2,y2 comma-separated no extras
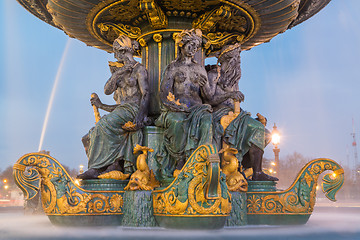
104,66,131,95
200,68,217,101
207,91,243,105
104,74,118,96
90,94,119,112
207,83,244,106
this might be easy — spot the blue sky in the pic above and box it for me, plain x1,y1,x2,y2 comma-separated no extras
1,1,359,171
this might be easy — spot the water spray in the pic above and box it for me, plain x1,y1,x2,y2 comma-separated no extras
38,39,71,152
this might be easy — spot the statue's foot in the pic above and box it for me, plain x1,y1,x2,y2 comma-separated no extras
252,172,279,181
102,160,123,174
77,168,102,179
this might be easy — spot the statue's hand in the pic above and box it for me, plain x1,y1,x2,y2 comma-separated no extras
123,115,145,132
231,91,245,102
114,65,132,76
133,115,145,131
198,74,207,87
90,94,103,108
166,102,189,113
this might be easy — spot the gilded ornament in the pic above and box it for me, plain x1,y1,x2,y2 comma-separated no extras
153,33,163,43
139,0,168,29
161,0,219,12
167,92,186,107
122,121,137,129
98,170,130,180
247,159,344,215
124,145,160,191
219,147,248,192
217,14,247,33
107,0,141,22
13,153,124,216
96,22,141,49
205,32,245,52
152,145,231,216
138,38,147,47
108,61,124,68
220,100,241,131
91,93,101,124
192,5,232,33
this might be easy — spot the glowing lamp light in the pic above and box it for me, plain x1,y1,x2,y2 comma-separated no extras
79,165,84,174
4,185,9,190
271,123,280,146
271,133,280,145
269,169,273,173
271,162,276,166
3,179,7,183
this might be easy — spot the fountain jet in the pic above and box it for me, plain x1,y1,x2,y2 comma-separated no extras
38,39,71,152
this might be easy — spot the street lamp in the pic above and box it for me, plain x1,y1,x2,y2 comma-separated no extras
271,123,280,176
79,165,84,174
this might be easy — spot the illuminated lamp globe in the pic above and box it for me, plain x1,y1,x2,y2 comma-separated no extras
271,123,280,146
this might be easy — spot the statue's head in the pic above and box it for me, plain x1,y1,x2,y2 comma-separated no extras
217,43,242,88
113,35,140,61
218,43,241,63
175,29,202,58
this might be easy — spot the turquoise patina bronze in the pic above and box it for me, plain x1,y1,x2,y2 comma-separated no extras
13,0,342,230
13,153,125,226
247,158,344,225
79,35,150,180
155,29,213,181
13,152,344,227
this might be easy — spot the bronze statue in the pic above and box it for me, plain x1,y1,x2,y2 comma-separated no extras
78,35,149,179
155,29,213,179
207,44,278,181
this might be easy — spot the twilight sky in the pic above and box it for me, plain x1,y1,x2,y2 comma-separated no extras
1,1,359,172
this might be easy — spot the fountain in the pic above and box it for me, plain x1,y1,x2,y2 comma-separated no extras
13,0,344,229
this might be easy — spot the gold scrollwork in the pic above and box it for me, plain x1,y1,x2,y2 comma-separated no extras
247,159,344,215
153,145,231,216
192,5,232,33
14,153,125,216
161,0,219,12
205,32,245,50
97,22,141,44
139,0,168,29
